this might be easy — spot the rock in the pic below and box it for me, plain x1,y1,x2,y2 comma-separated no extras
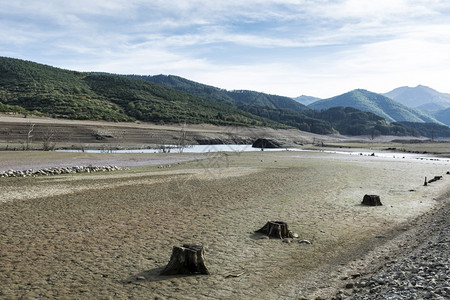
251,138,283,149
299,240,312,244
288,231,299,238
0,165,122,178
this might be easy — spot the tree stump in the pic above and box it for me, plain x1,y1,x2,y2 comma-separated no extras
256,221,290,239
361,194,382,206
160,244,209,275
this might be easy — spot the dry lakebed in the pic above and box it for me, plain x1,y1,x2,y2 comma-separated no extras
1,148,449,299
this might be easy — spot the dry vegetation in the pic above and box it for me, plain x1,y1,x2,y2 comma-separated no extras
1,149,449,299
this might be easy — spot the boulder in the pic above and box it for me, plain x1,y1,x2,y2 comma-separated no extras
252,138,282,149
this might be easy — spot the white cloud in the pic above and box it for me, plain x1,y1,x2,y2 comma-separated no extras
2,0,450,98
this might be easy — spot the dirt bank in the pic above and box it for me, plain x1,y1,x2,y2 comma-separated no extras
0,114,329,150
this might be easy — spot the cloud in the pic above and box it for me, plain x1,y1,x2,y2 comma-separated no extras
1,0,450,97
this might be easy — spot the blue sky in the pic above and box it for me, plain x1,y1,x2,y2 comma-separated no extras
1,0,450,98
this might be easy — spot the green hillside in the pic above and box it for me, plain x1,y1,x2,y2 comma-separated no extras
133,74,334,134
0,57,279,127
396,121,450,138
1,57,447,138
0,57,130,121
309,89,439,123
128,74,237,107
131,75,310,112
226,89,309,112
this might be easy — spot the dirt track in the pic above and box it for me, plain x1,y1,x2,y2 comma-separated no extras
1,150,449,299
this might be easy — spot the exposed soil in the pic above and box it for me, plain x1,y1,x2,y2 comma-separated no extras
0,114,327,150
1,149,449,299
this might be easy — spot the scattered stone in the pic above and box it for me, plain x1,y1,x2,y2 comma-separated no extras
288,231,299,238
344,201,450,300
0,165,122,178
299,240,312,244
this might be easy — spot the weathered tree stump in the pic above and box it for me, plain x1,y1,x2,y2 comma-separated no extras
361,194,382,206
428,176,443,184
160,244,209,275
256,221,290,239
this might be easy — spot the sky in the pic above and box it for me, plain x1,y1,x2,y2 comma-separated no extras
1,0,450,99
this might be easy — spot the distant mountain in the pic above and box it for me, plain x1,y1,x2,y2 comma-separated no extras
384,85,450,112
306,106,450,138
309,89,439,123
434,107,450,127
293,95,321,106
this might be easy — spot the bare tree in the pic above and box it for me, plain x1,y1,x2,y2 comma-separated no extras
177,122,187,153
41,128,57,151
25,123,35,150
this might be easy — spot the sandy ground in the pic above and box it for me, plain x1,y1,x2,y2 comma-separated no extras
1,150,449,299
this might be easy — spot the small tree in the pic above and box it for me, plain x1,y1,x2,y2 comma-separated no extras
25,123,35,150
177,122,187,153
41,128,57,151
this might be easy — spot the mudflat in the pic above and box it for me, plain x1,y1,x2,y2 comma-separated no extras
1,149,449,299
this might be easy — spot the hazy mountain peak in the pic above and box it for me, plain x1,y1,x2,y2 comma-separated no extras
309,89,439,124
384,85,450,110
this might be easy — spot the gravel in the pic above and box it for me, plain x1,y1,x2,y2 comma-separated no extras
333,201,450,300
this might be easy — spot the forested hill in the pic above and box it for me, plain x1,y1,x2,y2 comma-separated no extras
0,57,281,127
1,57,449,137
130,74,334,134
129,74,310,112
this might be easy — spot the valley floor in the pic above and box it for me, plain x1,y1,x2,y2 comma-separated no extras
0,150,449,299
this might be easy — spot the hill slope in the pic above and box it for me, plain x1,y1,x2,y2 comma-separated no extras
293,95,322,106
131,75,335,134
1,57,447,138
384,85,450,112
434,108,450,127
309,89,439,123
0,57,279,127
131,75,310,112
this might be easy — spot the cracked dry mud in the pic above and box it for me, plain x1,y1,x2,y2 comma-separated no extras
1,150,449,299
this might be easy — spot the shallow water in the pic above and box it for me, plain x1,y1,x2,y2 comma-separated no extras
56,144,450,163
56,144,296,154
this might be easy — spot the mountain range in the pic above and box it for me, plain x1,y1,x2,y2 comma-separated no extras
308,89,439,123
384,85,450,112
1,56,450,138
